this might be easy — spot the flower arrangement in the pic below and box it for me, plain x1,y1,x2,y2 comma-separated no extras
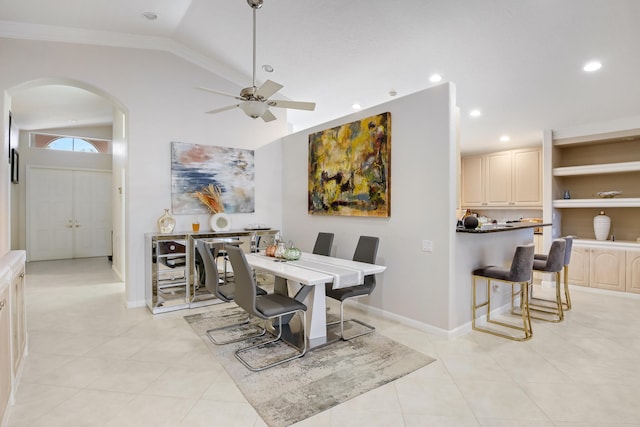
194,184,225,214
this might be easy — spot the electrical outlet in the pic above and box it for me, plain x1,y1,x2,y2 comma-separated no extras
422,240,433,252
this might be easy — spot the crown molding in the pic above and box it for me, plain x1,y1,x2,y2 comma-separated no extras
0,20,248,88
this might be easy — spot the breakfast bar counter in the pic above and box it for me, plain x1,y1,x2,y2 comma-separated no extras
456,222,550,233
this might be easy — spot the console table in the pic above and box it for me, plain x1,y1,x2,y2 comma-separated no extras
144,229,279,314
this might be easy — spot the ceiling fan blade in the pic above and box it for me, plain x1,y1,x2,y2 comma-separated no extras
255,80,283,99
197,86,244,101
267,100,316,111
205,104,239,114
261,109,277,122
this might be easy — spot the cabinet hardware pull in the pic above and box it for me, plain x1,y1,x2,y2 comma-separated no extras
20,272,25,278
0,300,5,309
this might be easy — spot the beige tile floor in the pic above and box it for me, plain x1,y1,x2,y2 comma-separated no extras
6,257,640,426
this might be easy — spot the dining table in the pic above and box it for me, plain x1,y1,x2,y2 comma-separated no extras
244,251,386,348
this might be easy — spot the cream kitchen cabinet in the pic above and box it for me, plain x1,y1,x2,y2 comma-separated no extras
626,249,640,294
0,279,10,423
461,147,541,208
589,248,626,292
460,155,484,207
567,242,640,293
568,246,590,287
0,251,27,426
11,265,26,374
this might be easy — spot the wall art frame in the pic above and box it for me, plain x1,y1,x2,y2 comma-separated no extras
170,141,255,215
308,112,391,217
7,111,12,162
11,148,19,184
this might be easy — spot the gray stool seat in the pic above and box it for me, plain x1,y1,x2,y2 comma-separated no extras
472,244,535,341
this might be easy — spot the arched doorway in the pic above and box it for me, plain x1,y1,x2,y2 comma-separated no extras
6,78,128,283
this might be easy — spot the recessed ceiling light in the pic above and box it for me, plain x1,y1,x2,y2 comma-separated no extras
469,109,481,118
261,64,274,73
583,61,602,72
429,74,442,83
142,12,157,20
389,89,397,97
352,103,362,110
500,135,510,142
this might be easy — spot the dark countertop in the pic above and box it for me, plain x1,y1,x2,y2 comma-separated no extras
456,222,551,233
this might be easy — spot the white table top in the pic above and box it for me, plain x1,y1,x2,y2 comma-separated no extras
246,252,386,288
245,253,334,286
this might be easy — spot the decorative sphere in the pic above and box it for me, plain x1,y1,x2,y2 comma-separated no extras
463,216,479,229
284,247,301,261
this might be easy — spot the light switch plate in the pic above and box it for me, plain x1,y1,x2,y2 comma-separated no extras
422,240,433,252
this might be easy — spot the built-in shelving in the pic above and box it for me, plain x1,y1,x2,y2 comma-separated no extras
553,161,640,176
553,198,640,208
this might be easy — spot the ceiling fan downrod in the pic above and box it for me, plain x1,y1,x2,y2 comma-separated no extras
248,0,263,91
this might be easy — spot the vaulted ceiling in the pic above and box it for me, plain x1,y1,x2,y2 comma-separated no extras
2,0,639,153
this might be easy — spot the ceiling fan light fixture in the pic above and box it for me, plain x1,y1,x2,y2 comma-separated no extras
240,100,268,118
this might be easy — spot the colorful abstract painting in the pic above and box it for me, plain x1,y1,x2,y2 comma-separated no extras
171,142,255,214
308,112,391,217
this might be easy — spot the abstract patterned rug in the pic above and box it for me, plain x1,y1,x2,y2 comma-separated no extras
184,307,435,427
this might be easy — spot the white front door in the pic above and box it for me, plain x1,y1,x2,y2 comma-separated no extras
28,168,112,261
73,170,112,258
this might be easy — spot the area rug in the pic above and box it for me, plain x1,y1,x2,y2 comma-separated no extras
184,307,435,427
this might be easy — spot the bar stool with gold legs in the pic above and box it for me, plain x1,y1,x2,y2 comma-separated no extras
523,238,566,322
472,244,535,341
532,236,573,311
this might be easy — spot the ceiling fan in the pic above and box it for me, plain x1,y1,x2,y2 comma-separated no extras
197,0,316,122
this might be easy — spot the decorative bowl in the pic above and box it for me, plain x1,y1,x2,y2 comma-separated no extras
595,191,622,198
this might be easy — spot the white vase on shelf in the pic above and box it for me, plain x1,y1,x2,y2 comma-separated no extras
593,210,610,241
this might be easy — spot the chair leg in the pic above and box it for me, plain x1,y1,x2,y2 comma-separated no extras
472,276,532,341
327,297,376,340
530,264,572,311
563,265,572,310
235,311,307,371
528,271,564,322
206,314,265,345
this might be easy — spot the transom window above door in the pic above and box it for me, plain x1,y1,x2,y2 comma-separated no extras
30,133,110,153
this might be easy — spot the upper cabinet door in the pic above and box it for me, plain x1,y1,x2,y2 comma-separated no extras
461,156,485,207
485,151,512,206
512,148,542,206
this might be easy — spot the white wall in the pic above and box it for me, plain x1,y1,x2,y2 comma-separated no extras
278,84,459,331
1,38,287,306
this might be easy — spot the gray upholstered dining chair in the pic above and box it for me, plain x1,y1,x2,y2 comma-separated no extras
533,236,574,310
226,245,308,371
526,238,567,322
195,240,266,345
472,244,535,341
325,235,379,340
312,232,334,256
